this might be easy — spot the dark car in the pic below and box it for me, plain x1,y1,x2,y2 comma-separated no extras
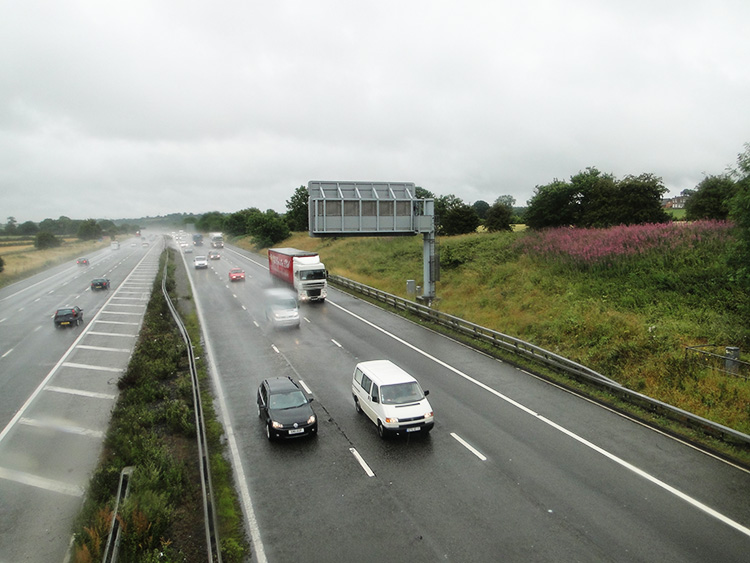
77,258,89,266
53,306,84,328
208,250,221,260
90,278,110,291
257,377,317,441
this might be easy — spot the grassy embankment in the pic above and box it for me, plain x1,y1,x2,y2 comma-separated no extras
72,248,247,563
0,237,108,288
239,221,749,460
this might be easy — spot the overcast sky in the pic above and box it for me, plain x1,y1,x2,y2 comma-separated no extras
2,1,749,223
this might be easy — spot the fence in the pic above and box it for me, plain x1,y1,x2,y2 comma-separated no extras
685,345,749,380
328,274,750,449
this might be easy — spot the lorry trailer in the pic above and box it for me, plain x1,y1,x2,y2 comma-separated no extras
267,248,327,302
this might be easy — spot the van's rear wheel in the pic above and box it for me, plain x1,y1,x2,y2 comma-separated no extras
354,398,362,414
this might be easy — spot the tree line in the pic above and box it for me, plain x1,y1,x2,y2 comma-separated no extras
1,216,140,250
165,143,750,255
4,143,748,280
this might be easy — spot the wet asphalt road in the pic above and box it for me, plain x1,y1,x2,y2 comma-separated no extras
186,244,750,563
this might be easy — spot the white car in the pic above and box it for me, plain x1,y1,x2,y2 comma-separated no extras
264,289,300,329
194,256,208,269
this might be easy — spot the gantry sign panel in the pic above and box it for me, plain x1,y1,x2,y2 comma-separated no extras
308,181,432,236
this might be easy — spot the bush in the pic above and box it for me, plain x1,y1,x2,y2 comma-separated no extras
35,231,61,249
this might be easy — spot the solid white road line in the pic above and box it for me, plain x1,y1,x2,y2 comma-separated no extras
328,299,750,539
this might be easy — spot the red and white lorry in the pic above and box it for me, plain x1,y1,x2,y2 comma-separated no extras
268,248,327,302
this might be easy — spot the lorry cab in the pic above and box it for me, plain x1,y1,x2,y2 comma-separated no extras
352,360,434,439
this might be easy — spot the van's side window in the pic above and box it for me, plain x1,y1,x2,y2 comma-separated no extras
361,375,372,394
371,384,379,402
354,368,363,386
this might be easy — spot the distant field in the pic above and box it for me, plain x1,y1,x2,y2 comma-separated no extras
0,238,108,287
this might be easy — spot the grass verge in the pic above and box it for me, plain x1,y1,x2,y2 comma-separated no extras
0,239,108,288
71,248,248,562
235,228,749,466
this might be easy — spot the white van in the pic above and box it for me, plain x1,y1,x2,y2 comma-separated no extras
352,360,434,438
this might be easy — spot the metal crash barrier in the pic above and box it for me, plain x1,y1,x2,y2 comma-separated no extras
329,274,750,450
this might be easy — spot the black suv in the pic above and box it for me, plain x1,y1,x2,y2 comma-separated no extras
53,306,84,328
257,377,317,440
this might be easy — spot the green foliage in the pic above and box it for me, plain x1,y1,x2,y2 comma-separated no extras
728,143,750,286
484,202,513,232
685,175,736,221
525,168,669,229
77,218,103,241
223,208,257,236
286,185,309,231
613,173,671,225
440,201,480,236
34,231,61,249
247,209,291,247
471,199,490,220
196,211,226,232
17,220,39,235
0,255,4,273
525,178,578,229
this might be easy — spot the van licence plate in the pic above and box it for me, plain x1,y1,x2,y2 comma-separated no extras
288,428,305,435
406,427,421,433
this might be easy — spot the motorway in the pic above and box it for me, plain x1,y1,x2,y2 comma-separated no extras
0,237,161,562
183,242,750,562
1,236,748,562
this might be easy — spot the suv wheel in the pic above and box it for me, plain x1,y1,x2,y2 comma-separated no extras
266,423,274,441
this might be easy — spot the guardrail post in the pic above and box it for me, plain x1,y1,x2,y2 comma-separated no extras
102,466,134,563
725,346,740,375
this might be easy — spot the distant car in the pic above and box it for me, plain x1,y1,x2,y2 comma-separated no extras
184,247,193,254
208,250,221,260
142,242,149,247
90,278,110,291
264,289,300,329
194,255,208,269
257,377,317,440
53,306,84,328
77,258,89,266
229,268,245,281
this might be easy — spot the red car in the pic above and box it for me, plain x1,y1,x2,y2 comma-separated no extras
229,268,245,282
